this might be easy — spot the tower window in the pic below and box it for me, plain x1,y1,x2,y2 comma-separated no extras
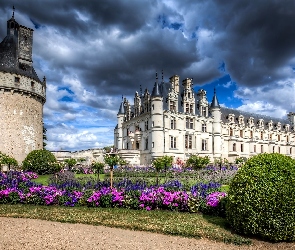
202,123,207,132
15,77,20,83
31,81,35,89
170,118,176,129
201,139,207,151
233,143,236,151
241,144,244,152
185,135,192,149
170,136,177,149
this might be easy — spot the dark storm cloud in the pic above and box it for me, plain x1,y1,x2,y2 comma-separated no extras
1,0,294,105
190,0,295,87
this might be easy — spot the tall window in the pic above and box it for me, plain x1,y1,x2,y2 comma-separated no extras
254,145,256,152
170,136,176,149
145,138,148,150
202,123,207,132
152,142,154,148
230,128,233,136
170,101,176,111
240,130,243,137
290,147,292,154
273,146,275,153
233,143,236,151
202,107,206,116
261,145,263,153
278,147,280,153
185,104,189,113
185,135,192,149
250,131,253,138
170,118,176,129
287,136,289,142
260,131,263,140
136,141,139,150
186,118,194,129
269,134,272,140
201,139,207,151
241,144,244,152
278,135,280,141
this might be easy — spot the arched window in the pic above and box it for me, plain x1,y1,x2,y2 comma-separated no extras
233,143,236,151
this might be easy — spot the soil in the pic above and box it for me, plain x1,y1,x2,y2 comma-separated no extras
0,217,294,250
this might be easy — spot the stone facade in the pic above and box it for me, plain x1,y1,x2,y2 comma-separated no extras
114,74,295,165
51,148,105,165
0,11,46,163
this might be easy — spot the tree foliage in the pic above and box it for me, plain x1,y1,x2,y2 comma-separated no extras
227,153,295,242
0,152,18,170
64,158,77,170
22,149,61,175
186,155,210,170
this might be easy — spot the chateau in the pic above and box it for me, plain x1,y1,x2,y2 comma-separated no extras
0,10,46,163
114,74,295,165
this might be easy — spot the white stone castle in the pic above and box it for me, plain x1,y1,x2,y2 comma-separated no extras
114,74,295,165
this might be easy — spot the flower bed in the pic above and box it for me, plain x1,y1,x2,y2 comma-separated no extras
0,171,227,215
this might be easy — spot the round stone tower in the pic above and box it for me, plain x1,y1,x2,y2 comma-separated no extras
0,10,46,163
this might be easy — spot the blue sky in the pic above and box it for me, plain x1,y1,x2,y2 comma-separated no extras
1,0,295,151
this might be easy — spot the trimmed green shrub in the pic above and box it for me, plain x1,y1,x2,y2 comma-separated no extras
22,149,61,175
226,153,295,242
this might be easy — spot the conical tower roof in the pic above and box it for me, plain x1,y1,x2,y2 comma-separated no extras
211,88,220,109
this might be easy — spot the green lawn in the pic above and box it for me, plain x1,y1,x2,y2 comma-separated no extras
0,204,251,246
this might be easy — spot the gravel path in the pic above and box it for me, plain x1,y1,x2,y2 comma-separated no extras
0,217,294,250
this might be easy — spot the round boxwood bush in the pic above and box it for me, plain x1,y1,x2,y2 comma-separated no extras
226,153,295,242
22,149,61,175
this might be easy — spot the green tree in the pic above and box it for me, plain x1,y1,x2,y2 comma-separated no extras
91,161,105,181
152,155,173,185
22,149,61,175
186,154,210,170
104,154,121,188
64,158,77,170
0,153,18,171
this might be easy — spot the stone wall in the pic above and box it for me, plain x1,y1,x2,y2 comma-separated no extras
0,83,44,163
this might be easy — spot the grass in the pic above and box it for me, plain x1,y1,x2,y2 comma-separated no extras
0,204,251,246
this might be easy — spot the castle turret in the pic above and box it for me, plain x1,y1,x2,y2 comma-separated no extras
150,78,164,160
210,89,222,159
0,8,46,163
115,97,125,150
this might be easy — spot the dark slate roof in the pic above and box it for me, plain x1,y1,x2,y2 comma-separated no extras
221,107,289,126
210,89,220,108
118,101,125,114
0,22,41,82
151,82,161,97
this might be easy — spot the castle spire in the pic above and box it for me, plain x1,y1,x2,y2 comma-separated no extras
156,71,158,83
161,69,164,83
118,95,125,114
211,88,220,108
12,6,15,19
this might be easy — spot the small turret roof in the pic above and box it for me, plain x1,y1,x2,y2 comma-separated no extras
210,88,220,109
151,82,162,97
118,97,125,114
